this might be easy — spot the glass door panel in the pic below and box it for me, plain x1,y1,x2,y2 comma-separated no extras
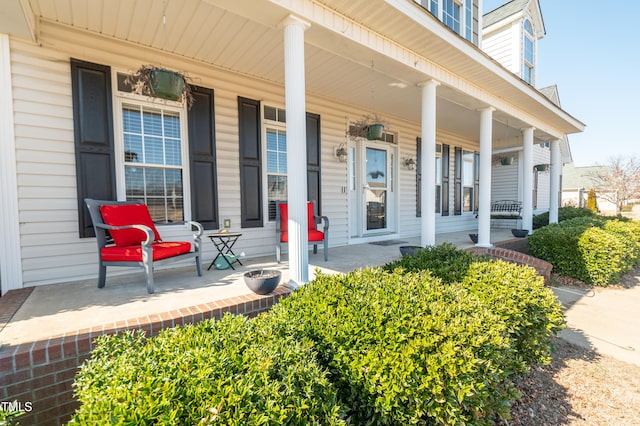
365,147,387,231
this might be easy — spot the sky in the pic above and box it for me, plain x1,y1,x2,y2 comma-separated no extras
482,0,640,166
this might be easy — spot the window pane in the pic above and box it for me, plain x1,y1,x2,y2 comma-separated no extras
267,175,288,220
144,136,164,165
124,134,142,163
524,37,534,64
123,108,142,133
125,166,144,198
463,187,472,212
443,0,460,33
122,104,184,222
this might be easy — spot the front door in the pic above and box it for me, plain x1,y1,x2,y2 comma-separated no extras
349,141,396,237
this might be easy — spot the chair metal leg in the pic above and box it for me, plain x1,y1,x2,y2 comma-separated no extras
194,237,202,276
97,263,107,288
313,244,318,254
195,254,202,277
142,245,154,294
324,238,328,261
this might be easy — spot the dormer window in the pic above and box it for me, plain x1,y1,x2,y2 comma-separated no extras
523,19,535,85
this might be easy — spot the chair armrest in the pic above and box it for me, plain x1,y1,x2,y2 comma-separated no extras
185,220,204,239
96,223,154,245
315,215,329,232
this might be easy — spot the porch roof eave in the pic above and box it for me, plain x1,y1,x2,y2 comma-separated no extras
7,0,584,143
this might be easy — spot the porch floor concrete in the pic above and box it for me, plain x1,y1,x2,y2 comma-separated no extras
0,230,501,347
3,227,640,367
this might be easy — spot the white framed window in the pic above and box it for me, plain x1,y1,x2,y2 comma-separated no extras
114,72,190,223
462,150,474,212
264,105,287,221
442,0,461,34
523,19,535,85
413,0,472,42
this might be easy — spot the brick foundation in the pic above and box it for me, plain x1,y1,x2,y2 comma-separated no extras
467,243,552,283
0,286,292,425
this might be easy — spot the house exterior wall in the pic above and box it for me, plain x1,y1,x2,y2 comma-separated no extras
482,24,517,73
8,23,483,287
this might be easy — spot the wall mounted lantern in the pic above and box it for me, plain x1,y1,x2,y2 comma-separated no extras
403,157,416,170
335,144,348,163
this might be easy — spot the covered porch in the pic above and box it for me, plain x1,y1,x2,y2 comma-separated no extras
1,229,518,347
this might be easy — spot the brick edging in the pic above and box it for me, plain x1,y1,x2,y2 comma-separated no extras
467,245,552,283
0,286,292,425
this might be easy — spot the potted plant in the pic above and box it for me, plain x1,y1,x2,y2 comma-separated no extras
125,65,194,107
511,228,529,238
244,270,281,295
501,156,514,165
534,164,549,172
348,114,387,140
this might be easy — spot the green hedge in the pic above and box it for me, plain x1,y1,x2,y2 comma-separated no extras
69,315,345,425
383,242,485,283
529,216,640,286
71,246,564,425
532,206,596,229
265,260,563,424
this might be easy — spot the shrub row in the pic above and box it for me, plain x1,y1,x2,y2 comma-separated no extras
532,206,596,229
529,216,640,286
70,245,564,425
69,315,345,425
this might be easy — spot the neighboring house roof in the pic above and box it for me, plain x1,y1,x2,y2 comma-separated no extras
562,163,608,189
483,0,545,38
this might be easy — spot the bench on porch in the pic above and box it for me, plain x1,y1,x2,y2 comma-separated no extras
490,200,522,227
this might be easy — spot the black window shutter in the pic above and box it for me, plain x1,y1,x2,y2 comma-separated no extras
416,137,422,218
473,151,480,214
238,97,263,228
441,144,450,216
188,86,219,230
71,59,115,238
454,147,462,215
306,112,322,212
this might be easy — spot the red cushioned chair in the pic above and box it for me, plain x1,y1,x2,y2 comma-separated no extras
85,199,203,294
275,200,329,263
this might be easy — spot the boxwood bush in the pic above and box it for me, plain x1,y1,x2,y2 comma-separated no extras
265,261,563,425
532,206,596,229
383,242,486,283
69,315,345,425
529,216,640,286
71,246,563,425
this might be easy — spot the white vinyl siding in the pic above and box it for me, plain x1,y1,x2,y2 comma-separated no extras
9,21,487,287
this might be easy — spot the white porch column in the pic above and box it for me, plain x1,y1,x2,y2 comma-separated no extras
0,34,23,294
418,80,439,247
549,139,562,223
521,127,535,233
280,15,310,287
477,107,494,247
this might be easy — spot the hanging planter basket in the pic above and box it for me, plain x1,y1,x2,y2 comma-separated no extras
125,65,194,108
149,69,185,101
500,156,514,166
367,123,384,140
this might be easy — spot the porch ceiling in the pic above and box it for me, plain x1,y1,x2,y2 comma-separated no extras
14,0,583,147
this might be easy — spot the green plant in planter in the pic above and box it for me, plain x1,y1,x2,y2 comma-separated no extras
125,64,194,108
349,113,387,140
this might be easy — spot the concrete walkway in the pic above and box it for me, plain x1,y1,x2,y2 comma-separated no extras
552,283,640,366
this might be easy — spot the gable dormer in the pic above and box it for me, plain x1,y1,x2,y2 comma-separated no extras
481,0,545,86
